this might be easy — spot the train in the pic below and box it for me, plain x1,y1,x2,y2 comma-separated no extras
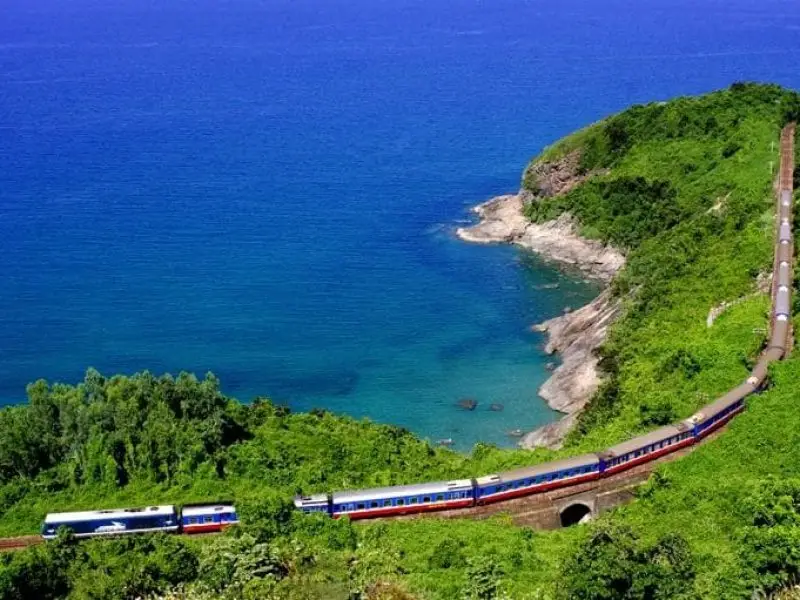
295,137,796,522
41,503,239,540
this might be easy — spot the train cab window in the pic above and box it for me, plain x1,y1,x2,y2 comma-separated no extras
436,494,444,502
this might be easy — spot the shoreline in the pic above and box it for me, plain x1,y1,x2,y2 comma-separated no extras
456,192,625,449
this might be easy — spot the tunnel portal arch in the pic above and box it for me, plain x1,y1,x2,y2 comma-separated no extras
559,503,593,527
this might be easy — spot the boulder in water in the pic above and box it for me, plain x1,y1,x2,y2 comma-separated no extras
457,398,478,411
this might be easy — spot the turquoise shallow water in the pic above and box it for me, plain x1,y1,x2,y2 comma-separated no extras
2,0,800,449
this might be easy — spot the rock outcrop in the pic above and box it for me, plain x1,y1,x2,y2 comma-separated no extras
522,149,601,197
456,194,624,282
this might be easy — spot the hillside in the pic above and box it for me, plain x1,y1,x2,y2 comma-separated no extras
3,83,800,600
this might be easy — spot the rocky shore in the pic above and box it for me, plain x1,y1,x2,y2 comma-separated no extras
456,193,623,281
456,191,625,449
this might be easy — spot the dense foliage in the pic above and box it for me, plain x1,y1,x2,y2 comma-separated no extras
525,83,796,451
2,83,800,599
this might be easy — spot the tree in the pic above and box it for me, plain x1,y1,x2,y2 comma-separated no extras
463,555,504,600
558,524,695,600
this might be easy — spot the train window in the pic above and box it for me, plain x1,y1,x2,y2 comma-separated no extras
436,494,444,502
383,500,392,507
204,516,213,524
370,502,378,508
410,498,418,505
357,503,365,510
397,499,405,506
423,496,431,503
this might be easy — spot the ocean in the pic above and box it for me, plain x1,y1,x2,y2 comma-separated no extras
2,0,800,449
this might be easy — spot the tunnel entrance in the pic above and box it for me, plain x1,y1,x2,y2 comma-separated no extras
560,503,593,527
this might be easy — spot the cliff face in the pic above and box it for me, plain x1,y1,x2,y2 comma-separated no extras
521,290,621,449
456,172,625,449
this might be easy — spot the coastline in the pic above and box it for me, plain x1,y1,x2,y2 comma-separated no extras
456,192,625,449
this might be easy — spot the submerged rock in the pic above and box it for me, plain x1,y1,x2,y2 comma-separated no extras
489,403,504,412
457,398,478,411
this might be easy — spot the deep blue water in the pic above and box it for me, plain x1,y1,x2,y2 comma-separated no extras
2,0,800,449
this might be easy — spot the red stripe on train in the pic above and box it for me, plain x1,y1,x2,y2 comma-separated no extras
333,498,474,520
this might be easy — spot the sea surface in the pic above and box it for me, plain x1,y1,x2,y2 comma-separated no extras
2,0,800,450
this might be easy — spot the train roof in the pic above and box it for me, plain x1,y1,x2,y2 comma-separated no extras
476,453,599,486
182,505,236,517
45,505,176,524
331,479,473,504
601,424,688,458
686,382,752,424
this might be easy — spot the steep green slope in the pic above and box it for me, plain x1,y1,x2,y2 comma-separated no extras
3,83,800,600
527,83,791,452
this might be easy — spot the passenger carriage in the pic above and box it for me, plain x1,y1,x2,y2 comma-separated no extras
475,454,600,505
599,424,694,476
41,505,179,540
181,504,240,534
319,479,475,520
683,383,751,440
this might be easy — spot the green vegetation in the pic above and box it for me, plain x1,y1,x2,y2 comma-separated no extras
526,83,789,452
3,83,800,599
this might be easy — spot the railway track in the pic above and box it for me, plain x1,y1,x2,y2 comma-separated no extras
0,536,42,552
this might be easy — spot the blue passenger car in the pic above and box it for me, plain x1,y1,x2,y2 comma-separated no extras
41,505,178,539
181,504,240,534
475,454,601,505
